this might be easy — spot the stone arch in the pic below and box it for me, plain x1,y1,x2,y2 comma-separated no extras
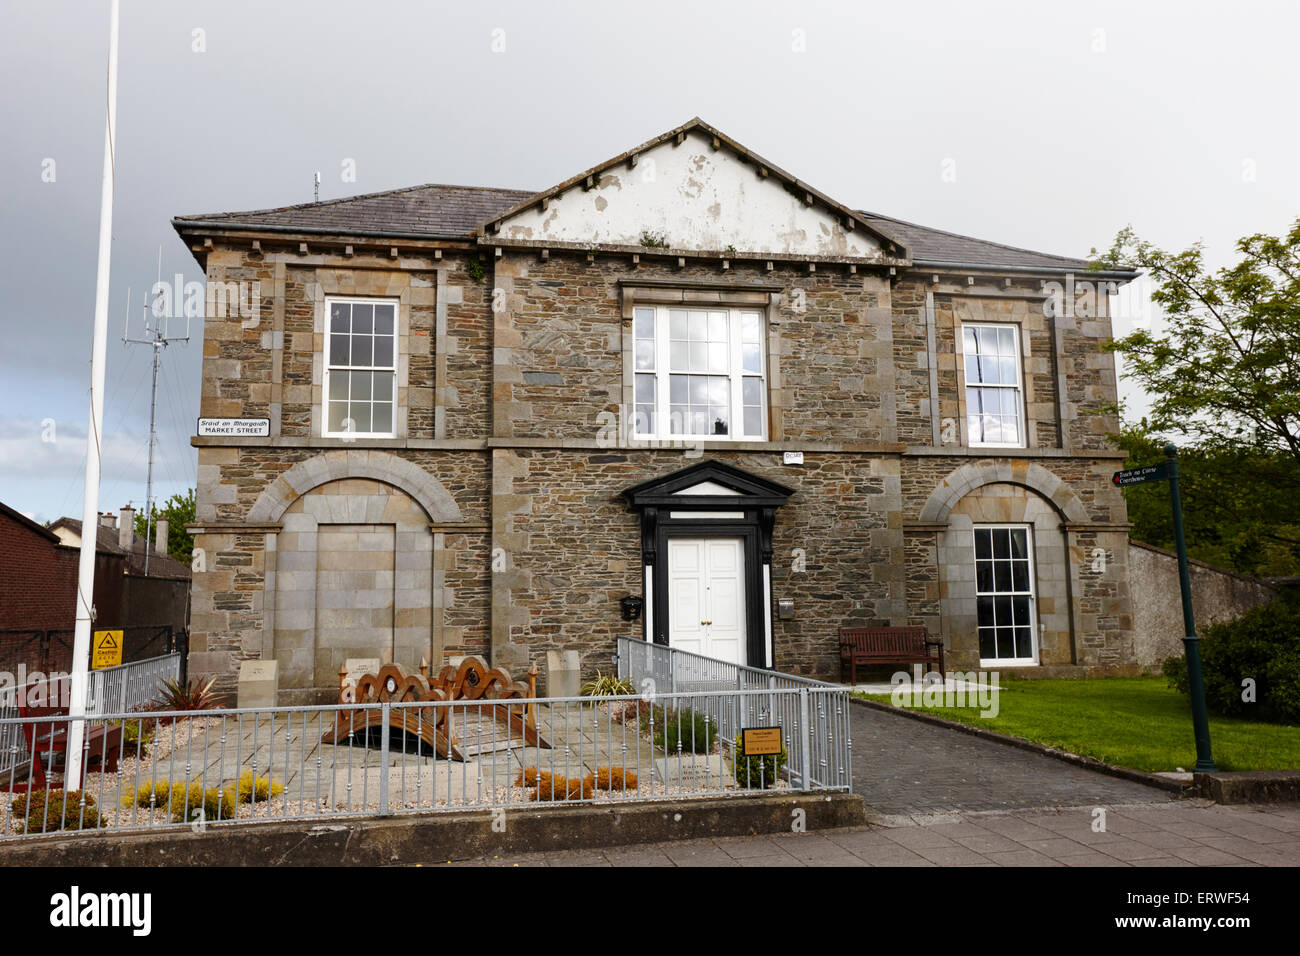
248,450,463,524
918,460,1090,525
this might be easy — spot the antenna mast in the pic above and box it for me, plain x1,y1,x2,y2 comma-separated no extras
124,246,189,575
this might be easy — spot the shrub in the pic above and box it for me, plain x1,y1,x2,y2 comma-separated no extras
514,767,543,788
1162,595,1300,724
606,699,647,724
514,768,606,801
648,707,715,754
150,676,222,717
10,789,104,833
565,776,596,800
107,718,155,759
731,733,787,789
231,771,285,804
525,771,569,801
516,768,564,800
590,766,638,791
122,780,172,808
167,782,237,824
123,718,155,756
581,671,635,697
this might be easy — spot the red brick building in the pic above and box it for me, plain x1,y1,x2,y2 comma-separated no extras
1,502,191,672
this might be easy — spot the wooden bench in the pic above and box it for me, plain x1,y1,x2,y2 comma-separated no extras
2,677,123,793
838,626,945,685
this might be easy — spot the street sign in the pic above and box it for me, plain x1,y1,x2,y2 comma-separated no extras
197,417,270,437
1111,462,1172,486
91,629,123,670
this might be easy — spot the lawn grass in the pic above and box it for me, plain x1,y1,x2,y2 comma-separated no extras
859,675,1300,773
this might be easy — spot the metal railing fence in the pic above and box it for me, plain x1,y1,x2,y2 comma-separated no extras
0,689,18,788
616,637,851,793
87,653,183,717
0,684,850,840
0,653,182,781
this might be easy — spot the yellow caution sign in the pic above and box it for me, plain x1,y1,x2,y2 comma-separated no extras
92,630,123,670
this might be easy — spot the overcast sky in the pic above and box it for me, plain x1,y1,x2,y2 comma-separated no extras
3,0,1297,524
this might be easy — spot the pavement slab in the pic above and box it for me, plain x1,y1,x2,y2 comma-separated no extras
437,802,1300,868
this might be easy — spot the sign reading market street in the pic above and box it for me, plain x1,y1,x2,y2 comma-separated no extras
197,417,270,437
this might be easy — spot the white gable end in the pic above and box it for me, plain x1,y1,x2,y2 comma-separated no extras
497,131,883,260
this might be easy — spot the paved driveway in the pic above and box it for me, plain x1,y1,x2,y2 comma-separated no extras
439,696,1274,868
848,701,1176,816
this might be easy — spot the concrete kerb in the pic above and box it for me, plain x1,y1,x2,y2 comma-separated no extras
1194,770,1300,805
0,792,867,867
849,696,1189,796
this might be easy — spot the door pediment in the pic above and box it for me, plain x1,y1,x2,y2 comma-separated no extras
623,459,795,510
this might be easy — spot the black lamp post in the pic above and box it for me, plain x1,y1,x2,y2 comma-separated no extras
1164,443,1216,772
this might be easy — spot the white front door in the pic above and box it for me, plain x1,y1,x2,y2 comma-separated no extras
667,537,747,665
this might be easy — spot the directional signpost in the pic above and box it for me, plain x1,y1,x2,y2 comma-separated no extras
1113,444,1216,772
1110,461,1171,487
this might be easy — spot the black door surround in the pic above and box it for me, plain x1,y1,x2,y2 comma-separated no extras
622,460,794,667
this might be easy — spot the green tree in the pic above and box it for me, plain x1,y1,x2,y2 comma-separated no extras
133,488,195,565
1113,423,1300,577
1093,221,1300,463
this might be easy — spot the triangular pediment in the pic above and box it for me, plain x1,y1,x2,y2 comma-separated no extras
484,118,906,263
624,460,795,509
675,481,742,497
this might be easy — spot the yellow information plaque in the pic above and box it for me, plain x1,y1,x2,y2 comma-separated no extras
92,629,123,670
742,726,783,756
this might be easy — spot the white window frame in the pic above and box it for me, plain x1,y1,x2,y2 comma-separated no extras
632,304,767,441
323,295,399,439
973,523,1039,667
960,322,1026,448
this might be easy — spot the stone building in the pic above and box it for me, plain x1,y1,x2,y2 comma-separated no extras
174,118,1140,703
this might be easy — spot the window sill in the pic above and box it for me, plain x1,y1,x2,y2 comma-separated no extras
905,446,1128,459
979,659,1040,668
632,435,766,444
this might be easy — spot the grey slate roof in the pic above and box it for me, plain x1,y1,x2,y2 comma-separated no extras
47,518,192,580
176,183,1108,273
858,210,1094,271
175,183,538,239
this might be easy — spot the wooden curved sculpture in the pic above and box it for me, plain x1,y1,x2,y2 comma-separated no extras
320,656,550,761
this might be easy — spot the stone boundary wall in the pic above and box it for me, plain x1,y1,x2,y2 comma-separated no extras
1128,540,1277,669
